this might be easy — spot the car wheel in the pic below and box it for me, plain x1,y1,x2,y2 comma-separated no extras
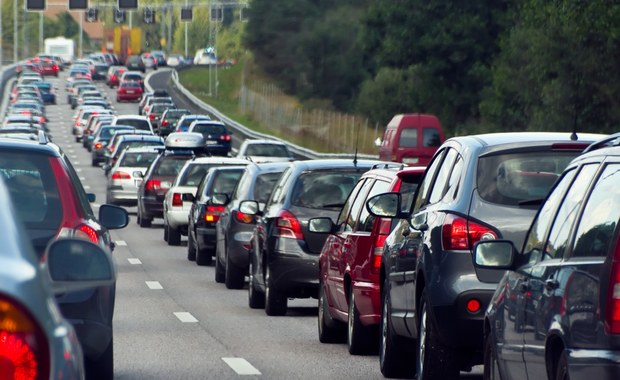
215,254,225,283
265,265,287,316
196,246,212,266
248,252,265,309
417,290,460,380
318,281,346,343
167,225,181,246
187,230,197,261
91,158,98,167
85,337,113,380
163,222,169,242
348,287,377,355
554,350,569,380
225,251,245,289
139,214,152,228
380,279,415,378
483,331,500,380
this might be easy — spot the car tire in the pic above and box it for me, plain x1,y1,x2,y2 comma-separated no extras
138,207,152,228
483,331,500,380
163,222,169,242
215,255,225,283
91,158,98,167
196,246,212,266
417,290,460,380
167,225,181,246
554,350,569,380
348,287,377,355
187,230,197,261
380,279,415,378
248,251,265,309
265,265,287,316
225,251,245,289
86,337,113,380
318,281,346,343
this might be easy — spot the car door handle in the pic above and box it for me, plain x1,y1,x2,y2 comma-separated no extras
545,279,559,291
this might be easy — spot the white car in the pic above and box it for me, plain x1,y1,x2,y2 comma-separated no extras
163,156,250,246
236,139,294,163
166,54,185,67
105,146,162,206
112,115,155,135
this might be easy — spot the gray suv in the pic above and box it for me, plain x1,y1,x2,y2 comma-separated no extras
368,132,605,379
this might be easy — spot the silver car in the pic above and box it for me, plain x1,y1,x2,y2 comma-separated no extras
106,146,162,206
0,177,117,379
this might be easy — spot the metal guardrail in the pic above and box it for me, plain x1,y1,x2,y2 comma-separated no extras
163,68,379,161
0,64,19,115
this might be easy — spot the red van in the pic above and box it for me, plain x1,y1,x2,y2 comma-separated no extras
378,114,444,165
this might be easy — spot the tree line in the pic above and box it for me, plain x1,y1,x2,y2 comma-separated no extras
244,0,620,136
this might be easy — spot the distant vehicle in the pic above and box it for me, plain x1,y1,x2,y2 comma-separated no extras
377,114,445,166
194,47,217,65
44,36,75,64
236,139,294,163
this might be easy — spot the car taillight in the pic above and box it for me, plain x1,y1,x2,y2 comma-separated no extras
441,214,497,251
234,210,253,224
606,240,620,334
172,193,182,207
111,171,131,180
110,75,116,81
274,210,303,240
0,296,50,380
371,218,392,273
145,180,161,191
204,205,225,223
148,114,156,120
220,134,231,142
94,142,103,150
161,120,169,126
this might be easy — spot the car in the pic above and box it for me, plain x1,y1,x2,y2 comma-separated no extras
150,50,167,67
141,53,157,69
158,108,191,137
214,161,290,288
365,132,606,378
106,65,127,88
119,71,145,90
377,114,445,165
147,103,175,132
138,91,171,115
82,114,115,150
90,125,138,166
116,80,144,102
93,62,109,80
141,96,175,117
102,133,165,175
236,139,295,163
33,81,57,104
187,120,233,156
163,156,250,247
136,133,205,227
106,146,162,206
112,114,154,134
241,159,383,316
175,114,211,132
310,165,425,355
166,54,185,67
125,54,146,73
0,133,129,379
72,107,114,142
473,133,620,380
0,172,118,380
187,166,248,265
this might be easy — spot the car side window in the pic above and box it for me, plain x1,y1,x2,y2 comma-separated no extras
572,163,620,258
268,168,292,205
543,164,598,261
342,179,371,232
413,148,445,211
428,148,458,204
358,179,391,232
522,167,577,265
337,178,367,229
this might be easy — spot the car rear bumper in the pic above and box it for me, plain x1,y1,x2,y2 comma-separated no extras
567,349,620,379
166,209,189,229
269,242,320,298
196,226,217,251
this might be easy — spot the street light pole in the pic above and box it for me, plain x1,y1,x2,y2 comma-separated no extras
79,11,83,57
14,0,18,62
39,12,43,54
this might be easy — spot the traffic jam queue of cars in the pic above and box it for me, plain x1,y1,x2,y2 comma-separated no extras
2,54,620,380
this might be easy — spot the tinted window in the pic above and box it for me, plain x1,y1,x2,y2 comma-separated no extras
413,149,444,210
477,152,576,206
572,164,620,258
291,171,363,210
337,179,367,227
117,119,150,131
428,148,458,204
244,144,290,157
154,157,188,176
423,128,442,147
269,168,292,205
120,152,158,168
342,179,370,232
358,179,391,232
211,170,244,196
178,164,211,186
399,175,422,212
253,172,282,204
398,128,418,148
192,123,226,135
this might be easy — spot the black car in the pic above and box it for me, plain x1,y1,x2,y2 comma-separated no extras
187,120,233,156
125,54,146,73
159,108,191,137
366,132,606,379
214,161,290,289
187,166,247,265
241,159,381,316
474,133,620,380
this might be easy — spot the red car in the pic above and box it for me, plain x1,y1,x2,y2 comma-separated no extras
116,81,143,102
36,58,60,76
107,66,127,88
313,165,425,354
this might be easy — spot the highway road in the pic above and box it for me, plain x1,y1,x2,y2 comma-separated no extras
12,69,483,380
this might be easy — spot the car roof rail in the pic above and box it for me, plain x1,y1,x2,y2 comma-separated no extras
38,130,49,144
582,132,620,154
371,162,403,170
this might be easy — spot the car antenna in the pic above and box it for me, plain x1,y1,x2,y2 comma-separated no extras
353,122,360,166
570,114,578,141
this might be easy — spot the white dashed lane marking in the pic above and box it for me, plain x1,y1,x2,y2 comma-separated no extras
173,312,198,323
222,358,261,375
127,258,142,264
146,281,163,290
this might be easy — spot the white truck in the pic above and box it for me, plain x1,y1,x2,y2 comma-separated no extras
44,36,75,65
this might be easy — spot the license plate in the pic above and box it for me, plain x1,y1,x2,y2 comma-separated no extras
206,141,218,145
127,90,135,94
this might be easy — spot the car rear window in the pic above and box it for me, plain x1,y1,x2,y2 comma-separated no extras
244,144,290,157
117,119,150,131
120,152,158,167
477,152,577,206
211,169,244,196
291,171,362,210
0,152,62,227
191,123,226,135
155,156,190,176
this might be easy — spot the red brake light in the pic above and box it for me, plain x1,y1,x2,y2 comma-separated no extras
145,180,161,191
606,241,620,334
441,214,497,251
205,205,226,223
172,193,183,207
148,114,156,120
371,218,392,272
466,298,481,313
0,297,50,380
220,135,231,142
234,210,254,224
275,210,303,240
75,224,99,244
94,142,103,150
161,120,169,126
111,171,131,180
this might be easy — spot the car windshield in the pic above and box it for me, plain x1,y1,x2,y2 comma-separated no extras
291,171,362,209
477,152,577,206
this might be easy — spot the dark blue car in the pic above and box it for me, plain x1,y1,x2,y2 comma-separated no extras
33,81,56,104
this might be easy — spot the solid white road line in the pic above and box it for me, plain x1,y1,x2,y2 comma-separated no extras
222,358,261,375
146,281,163,289
128,258,142,264
174,312,198,323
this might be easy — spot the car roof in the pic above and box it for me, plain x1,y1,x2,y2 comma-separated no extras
189,157,250,165
449,132,607,148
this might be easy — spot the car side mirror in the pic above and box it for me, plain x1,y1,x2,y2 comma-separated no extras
366,192,403,218
132,170,144,178
308,217,335,233
46,239,116,295
182,193,195,202
239,200,260,215
99,204,129,229
472,240,517,283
